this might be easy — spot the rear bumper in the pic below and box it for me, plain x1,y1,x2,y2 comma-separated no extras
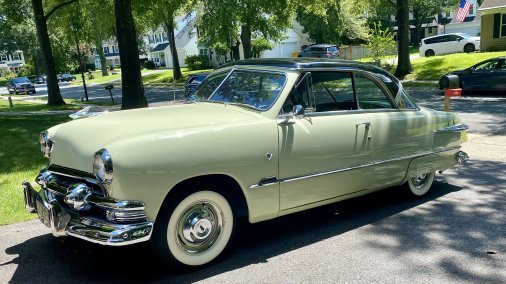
22,181,153,246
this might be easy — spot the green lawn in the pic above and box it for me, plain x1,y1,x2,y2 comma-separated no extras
142,68,213,85
405,51,506,80
0,99,82,112
0,115,71,225
0,77,7,87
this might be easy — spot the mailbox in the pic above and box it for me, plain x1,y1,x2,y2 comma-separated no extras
439,74,459,90
105,84,114,91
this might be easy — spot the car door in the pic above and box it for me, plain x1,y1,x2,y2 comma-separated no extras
461,59,501,91
278,71,373,210
353,73,429,189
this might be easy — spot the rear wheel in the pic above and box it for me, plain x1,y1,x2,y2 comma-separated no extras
464,43,475,53
407,172,435,197
152,188,235,269
425,49,435,57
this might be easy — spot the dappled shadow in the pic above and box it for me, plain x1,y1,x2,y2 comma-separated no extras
362,159,506,283
4,174,473,283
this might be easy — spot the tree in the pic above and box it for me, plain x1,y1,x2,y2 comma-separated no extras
0,0,42,74
296,0,369,45
30,0,78,106
199,0,292,60
114,0,148,109
367,22,396,65
252,37,274,58
393,0,412,78
410,0,450,46
80,0,116,76
136,0,193,81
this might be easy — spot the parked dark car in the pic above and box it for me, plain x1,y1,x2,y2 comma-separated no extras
58,74,76,82
184,73,209,97
439,57,506,94
298,44,339,58
7,77,36,94
35,75,46,84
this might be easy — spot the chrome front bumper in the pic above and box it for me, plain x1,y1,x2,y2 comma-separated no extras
22,180,153,246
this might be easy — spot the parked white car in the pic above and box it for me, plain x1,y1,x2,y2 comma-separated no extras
419,33,480,57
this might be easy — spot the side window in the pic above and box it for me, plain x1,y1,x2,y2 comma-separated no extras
394,84,417,110
474,60,499,71
354,74,394,109
192,72,227,100
282,74,311,114
311,72,357,112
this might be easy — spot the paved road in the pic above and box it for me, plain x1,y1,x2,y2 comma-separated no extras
0,87,505,284
0,81,187,104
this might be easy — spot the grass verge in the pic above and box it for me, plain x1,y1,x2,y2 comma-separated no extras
404,51,506,80
0,99,82,112
143,68,213,85
0,115,71,225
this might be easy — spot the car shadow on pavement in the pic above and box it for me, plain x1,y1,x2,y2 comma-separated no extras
3,160,504,283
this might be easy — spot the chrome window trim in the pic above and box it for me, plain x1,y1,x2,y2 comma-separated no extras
249,146,460,189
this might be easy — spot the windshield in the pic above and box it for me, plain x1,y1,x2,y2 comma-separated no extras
207,70,286,111
12,78,30,84
458,33,472,39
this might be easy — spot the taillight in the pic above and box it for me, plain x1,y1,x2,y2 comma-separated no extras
326,52,332,57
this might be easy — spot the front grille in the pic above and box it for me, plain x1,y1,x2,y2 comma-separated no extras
46,165,107,197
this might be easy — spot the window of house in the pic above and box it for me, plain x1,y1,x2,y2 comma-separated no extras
149,35,154,44
163,33,168,41
469,4,474,16
112,46,118,53
103,46,109,54
0,54,7,61
428,27,433,33
13,53,22,60
199,49,209,56
502,14,506,37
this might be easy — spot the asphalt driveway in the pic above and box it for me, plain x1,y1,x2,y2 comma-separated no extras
0,86,505,284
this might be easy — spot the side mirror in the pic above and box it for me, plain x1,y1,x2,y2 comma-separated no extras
292,105,305,118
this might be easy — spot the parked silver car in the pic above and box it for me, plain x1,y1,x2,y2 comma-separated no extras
298,44,339,58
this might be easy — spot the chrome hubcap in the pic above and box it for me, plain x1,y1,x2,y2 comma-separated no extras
177,202,222,254
411,173,429,188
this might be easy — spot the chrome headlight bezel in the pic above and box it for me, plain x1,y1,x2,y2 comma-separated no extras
39,131,54,158
93,149,113,184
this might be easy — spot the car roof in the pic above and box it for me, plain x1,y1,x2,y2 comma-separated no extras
422,33,469,40
217,58,392,77
307,44,337,48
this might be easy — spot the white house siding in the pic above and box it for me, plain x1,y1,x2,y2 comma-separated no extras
443,23,481,36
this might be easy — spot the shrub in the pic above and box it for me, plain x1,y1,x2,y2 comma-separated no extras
366,22,396,65
144,60,156,70
184,55,210,70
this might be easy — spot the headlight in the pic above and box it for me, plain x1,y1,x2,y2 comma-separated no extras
39,131,54,158
93,149,113,183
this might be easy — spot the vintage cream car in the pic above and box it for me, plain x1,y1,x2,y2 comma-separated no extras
23,58,469,269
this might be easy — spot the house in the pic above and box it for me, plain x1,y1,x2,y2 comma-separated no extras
441,0,481,36
478,0,506,51
145,13,199,68
0,51,25,76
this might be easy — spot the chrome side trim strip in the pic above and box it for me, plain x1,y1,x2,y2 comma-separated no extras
435,123,469,133
249,146,460,189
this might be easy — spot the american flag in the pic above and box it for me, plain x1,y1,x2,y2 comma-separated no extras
456,0,472,22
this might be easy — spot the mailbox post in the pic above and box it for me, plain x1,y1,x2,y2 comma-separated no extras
104,84,115,104
439,74,462,112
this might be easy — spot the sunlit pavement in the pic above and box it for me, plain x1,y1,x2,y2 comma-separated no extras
0,86,505,283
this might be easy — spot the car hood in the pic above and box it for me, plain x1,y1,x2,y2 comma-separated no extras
48,102,262,173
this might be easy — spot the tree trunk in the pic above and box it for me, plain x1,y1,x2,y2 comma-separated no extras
95,40,109,76
31,0,65,106
114,0,147,110
232,40,241,61
165,20,182,81
394,0,412,78
240,24,253,59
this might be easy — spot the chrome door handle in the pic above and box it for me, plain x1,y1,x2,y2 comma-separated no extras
356,122,371,129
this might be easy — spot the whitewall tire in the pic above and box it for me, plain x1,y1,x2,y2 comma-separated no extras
152,189,235,269
407,172,435,197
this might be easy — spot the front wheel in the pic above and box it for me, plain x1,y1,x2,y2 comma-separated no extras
425,49,435,57
407,172,435,197
152,189,235,269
